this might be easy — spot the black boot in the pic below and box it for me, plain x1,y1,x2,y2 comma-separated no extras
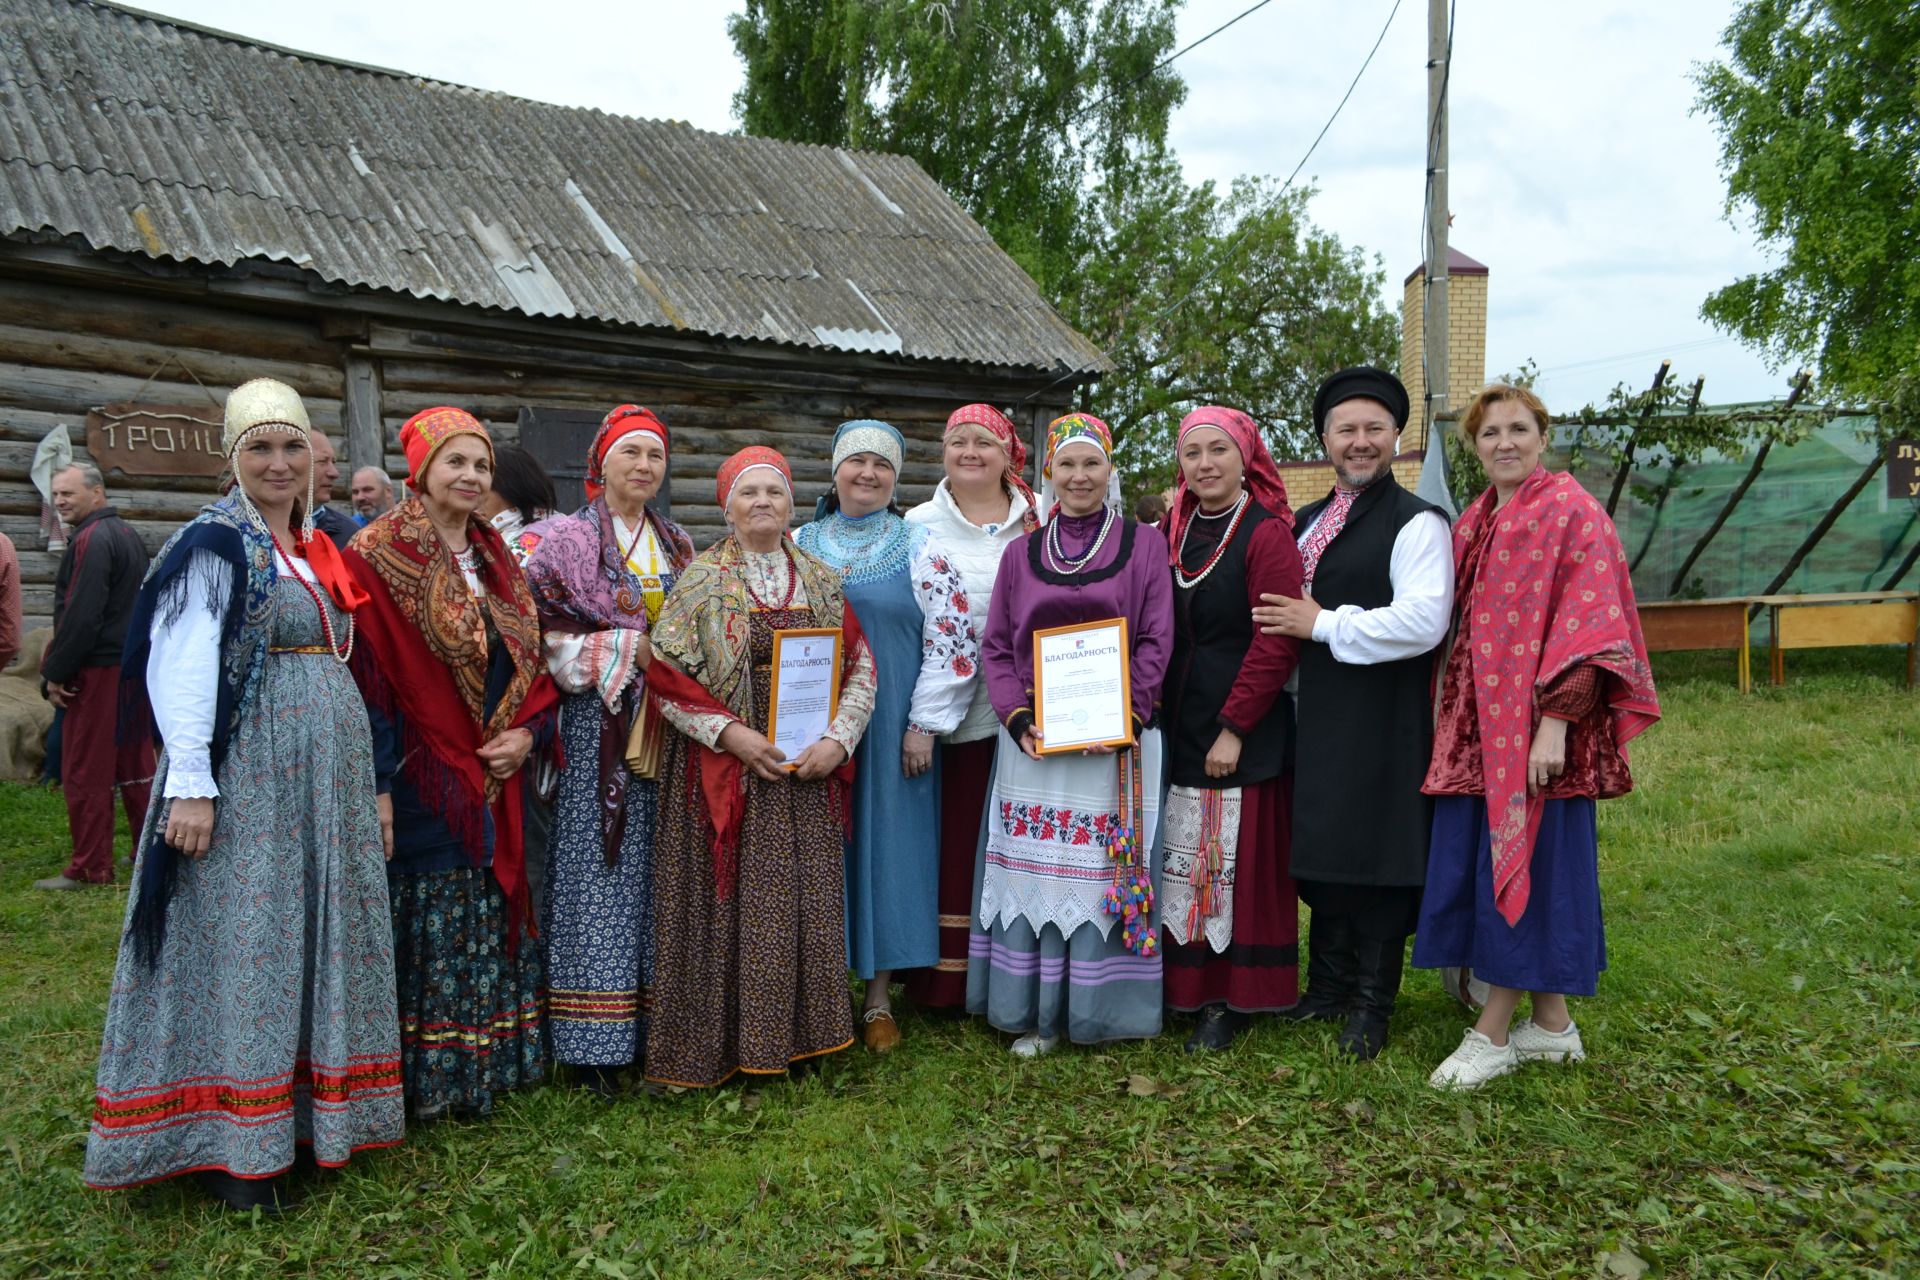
195,1169,294,1214
1281,913,1356,1024
1337,933,1407,1061
573,1064,624,1102
1183,1004,1250,1053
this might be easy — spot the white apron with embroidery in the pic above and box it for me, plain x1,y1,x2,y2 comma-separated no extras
1159,784,1242,951
978,728,1163,940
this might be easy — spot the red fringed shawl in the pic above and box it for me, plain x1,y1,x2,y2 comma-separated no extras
343,498,559,938
645,536,866,900
1450,468,1659,926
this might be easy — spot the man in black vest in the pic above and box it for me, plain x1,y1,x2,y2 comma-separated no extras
1254,367,1453,1059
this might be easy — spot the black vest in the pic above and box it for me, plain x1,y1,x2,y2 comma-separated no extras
1290,476,1446,887
1165,504,1292,788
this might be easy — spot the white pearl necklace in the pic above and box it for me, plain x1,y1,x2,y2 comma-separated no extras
1174,491,1250,589
1044,505,1116,575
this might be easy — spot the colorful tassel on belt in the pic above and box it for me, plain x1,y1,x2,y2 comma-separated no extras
1185,786,1227,940
1102,747,1158,956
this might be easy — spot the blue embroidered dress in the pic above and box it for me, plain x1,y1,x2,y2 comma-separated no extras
794,511,977,978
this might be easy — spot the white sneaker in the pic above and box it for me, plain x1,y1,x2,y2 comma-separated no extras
1428,1029,1519,1091
1009,1032,1060,1058
1509,1018,1585,1063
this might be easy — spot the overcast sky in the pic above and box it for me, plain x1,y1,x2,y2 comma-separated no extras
142,0,1786,411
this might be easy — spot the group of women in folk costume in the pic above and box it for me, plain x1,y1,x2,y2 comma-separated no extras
81,372,1658,1212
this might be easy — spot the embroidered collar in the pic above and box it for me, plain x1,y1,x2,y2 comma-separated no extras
796,510,914,588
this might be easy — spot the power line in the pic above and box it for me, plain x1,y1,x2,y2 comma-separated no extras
1018,0,1407,408
1070,0,1279,125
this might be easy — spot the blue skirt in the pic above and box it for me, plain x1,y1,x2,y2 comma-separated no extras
1411,795,1607,997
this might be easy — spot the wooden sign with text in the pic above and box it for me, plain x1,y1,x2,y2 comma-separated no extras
85,402,225,478
1891,439,1920,500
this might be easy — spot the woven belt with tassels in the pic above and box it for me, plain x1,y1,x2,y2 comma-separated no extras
1102,745,1158,956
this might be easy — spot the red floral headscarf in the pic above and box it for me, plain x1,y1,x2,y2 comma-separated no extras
400,406,493,488
715,445,793,510
946,403,1039,532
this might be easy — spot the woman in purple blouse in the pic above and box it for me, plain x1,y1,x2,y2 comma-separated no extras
968,413,1175,1055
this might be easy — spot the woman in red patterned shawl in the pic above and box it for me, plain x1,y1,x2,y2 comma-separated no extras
643,447,878,1087
343,407,559,1121
1413,384,1659,1091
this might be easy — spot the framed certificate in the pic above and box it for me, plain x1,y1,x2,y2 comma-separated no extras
1032,617,1133,755
767,628,843,767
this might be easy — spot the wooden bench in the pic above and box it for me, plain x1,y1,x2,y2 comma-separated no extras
1637,598,1756,692
1750,592,1920,688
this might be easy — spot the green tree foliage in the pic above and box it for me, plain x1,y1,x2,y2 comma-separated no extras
731,0,1184,297
1693,1,1920,401
730,0,1398,489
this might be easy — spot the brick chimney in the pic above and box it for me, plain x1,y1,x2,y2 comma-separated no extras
1399,247,1490,458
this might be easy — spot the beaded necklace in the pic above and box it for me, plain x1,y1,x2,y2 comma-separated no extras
1043,505,1116,575
744,544,799,611
1173,491,1251,589
268,532,354,663
617,513,668,624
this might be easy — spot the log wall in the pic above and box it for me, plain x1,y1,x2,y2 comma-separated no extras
0,254,1080,632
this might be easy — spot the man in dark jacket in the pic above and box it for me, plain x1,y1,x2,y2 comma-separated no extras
36,463,154,889
1254,368,1455,1059
309,431,360,547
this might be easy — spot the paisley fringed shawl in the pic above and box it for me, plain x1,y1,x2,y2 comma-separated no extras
343,496,558,937
519,497,694,861
1452,467,1659,926
645,534,866,898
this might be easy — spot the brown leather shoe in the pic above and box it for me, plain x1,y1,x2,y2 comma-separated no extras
861,1007,902,1053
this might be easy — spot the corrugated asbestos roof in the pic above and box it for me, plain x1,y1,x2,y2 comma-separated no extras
0,0,1109,373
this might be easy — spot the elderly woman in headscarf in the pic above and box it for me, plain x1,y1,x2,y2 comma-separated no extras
518,406,695,1094
342,407,558,1122
85,378,400,1211
1159,407,1307,1053
970,413,1175,1056
1414,384,1660,1090
643,447,878,1087
901,404,1040,1011
793,419,975,1051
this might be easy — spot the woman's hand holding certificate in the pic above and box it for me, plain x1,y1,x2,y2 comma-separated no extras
1031,618,1134,755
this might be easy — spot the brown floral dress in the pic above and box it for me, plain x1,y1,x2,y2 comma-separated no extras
645,606,857,1087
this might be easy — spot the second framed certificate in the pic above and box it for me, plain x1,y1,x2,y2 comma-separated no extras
767,627,843,767
1032,617,1133,754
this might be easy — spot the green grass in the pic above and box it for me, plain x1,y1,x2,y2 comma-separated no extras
2,650,1916,1278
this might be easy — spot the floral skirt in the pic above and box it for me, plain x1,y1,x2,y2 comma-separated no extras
390,866,545,1118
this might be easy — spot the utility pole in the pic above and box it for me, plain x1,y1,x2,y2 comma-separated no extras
1415,0,1454,513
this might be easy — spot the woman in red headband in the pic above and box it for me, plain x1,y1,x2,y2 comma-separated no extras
519,406,695,1095
642,447,879,1087
342,407,559,1122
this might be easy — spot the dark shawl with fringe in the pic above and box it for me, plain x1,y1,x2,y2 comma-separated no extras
343,497,558,940
120,498,279,966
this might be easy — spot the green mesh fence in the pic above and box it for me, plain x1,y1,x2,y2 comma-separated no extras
1556,411,1920,605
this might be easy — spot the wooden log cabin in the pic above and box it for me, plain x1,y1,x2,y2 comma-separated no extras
0,0,1107,632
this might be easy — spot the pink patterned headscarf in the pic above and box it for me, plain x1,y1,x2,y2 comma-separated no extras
945,403,1038,533
1164,405,1293,565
